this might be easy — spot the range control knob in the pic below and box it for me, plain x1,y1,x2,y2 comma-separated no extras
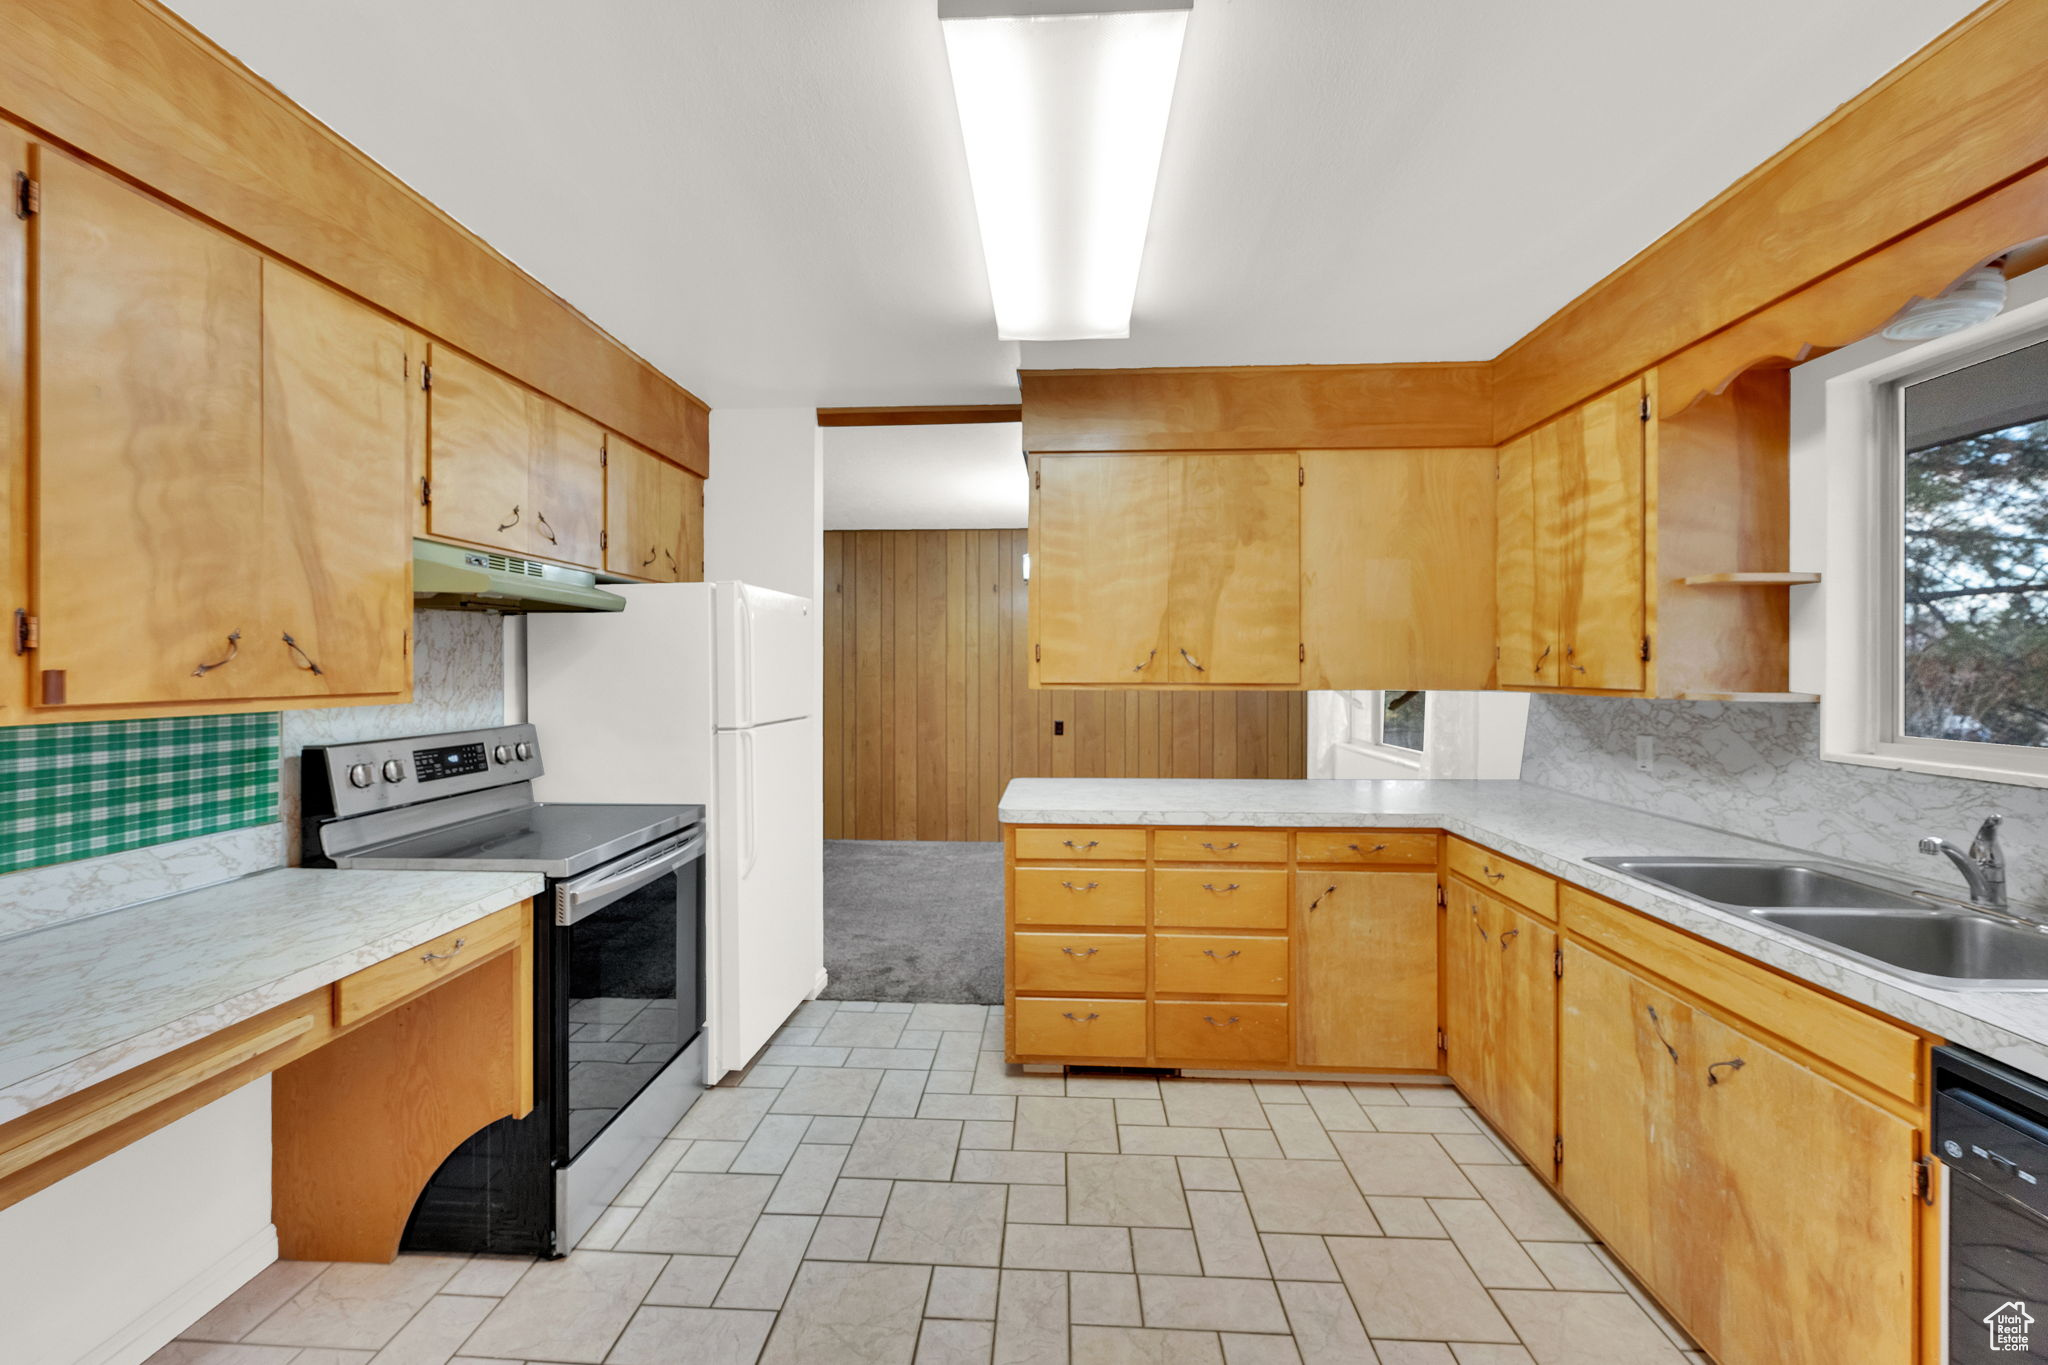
346,762,374,789
380,759,406,784
494,744,512,764
515,741,533,761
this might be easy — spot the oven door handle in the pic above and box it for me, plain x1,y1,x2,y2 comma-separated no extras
556,830,705,926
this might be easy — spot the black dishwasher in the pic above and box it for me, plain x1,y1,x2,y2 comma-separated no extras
1938,1046,2048,1361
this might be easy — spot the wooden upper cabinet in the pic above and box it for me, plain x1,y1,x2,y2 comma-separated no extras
605,433,690,582
0,124,25,724
1032,453,1299,686
426,348,602,570
1292,870,1437,1070
33,148,266,707
1560,380,1646,691
1560,941,1916,1365
1302,448,1496,689
1033,455,1175,683
1168,453,1300,684
1496,380,1646,694
678,470,705,583
257,264,413,698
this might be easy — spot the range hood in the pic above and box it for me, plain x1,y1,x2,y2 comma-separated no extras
413,539,627,613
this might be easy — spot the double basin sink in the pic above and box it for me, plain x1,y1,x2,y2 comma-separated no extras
1586,857,2048,991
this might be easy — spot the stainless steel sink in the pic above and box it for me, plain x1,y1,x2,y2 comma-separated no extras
1586,855,2048,990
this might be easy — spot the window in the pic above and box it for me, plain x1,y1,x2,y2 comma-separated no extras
1893,336,2048,757
1344,690,1427,753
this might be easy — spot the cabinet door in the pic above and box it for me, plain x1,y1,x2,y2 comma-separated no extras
1442,879,1494,1111
1034,455,1174,683
426,348,531,555
529,398,604,569
0,126,24,723
605,433,688,582
1559,380,1645,691
257,264,412,698
1294,871,1437,1069
1301,448,1496,689
1495,429,1561,688
34,149,265,707
1486,896,1557,1166
678,470,705,582
1561,942,1916,1365
1167,453,1301,684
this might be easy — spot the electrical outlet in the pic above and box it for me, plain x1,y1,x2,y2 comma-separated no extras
1053,720,1064,736
1636,736,1655,773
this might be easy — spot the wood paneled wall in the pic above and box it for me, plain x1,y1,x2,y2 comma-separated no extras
824,529,1306,842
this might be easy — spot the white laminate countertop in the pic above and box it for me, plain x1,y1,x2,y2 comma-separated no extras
0,867,544,1124
1000,777,2048,1078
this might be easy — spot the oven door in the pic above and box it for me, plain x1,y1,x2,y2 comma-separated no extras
554,827,705,1161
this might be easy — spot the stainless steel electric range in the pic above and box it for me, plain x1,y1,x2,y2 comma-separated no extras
301,722,707,1256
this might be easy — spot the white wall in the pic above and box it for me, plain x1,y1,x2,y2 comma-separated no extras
706,409,828,1004
1310,691,1530,780
0,1082,277,1365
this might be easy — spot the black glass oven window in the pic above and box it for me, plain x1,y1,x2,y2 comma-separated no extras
563,867,689,1157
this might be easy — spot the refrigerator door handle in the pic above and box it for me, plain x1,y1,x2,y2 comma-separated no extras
737,589,756,730
740,728,759,877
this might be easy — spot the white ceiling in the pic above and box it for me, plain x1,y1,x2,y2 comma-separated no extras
169,0,1978,409
824,424,1029,530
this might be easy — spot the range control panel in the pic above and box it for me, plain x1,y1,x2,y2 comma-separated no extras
307,724,544,818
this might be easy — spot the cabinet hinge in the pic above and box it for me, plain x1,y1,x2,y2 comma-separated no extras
1298,642,1306,663
1554,947,1564,978
1640,635,1652,662
1298,466,1305,487
14,172,39,219
1639,395,1650,422
1554,1135,1565,1165
1436,1028,1447,1052
1033,643,1041,663
1913,1155,1936,1205
599,529,608,552
419,476,431,507
1033,469,1041,490
600,447,608,468
12,609,37,655
1435,884,1446,908
420,363,433,391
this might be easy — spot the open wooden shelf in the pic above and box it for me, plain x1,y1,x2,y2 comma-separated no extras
1674,690,1820,703
1679,572,1822,586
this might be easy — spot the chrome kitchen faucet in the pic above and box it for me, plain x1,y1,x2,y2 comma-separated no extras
1920,815,2008,913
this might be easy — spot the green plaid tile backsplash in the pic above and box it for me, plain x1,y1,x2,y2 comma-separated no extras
0,714,279,874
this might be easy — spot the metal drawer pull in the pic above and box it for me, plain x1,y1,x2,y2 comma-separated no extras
1482,866,1507,882
536,511,558,544
1201,841,1239,852
1132,649,1157,672
1534,644,1551,674
1308,884,1337,912
498,504,522,532
420,937,466,963
281,632,324,676
1063,839,1099,852
1060,946,1099,958
192,631,242,677
665,548,680,574
1644,1004,1679,1063
1499,928,1520,950
1470,905,1488,941
1201,949,1241,961
642,546,659,567
1179,648,1205,672
1062,1011,1100,1023
1202,1015,1240,1027
1349,842,1389,854
1201,883,1241,894
1707,1057,1746,1086
1060,881,1100,892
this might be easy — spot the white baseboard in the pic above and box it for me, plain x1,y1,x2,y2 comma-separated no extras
79,1223,277,1365
810,967,829,1000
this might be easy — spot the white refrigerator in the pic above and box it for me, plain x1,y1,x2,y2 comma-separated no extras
526,582,822,1081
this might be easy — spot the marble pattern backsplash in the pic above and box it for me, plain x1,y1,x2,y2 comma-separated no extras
1521,696,2048,909
0,609,506,937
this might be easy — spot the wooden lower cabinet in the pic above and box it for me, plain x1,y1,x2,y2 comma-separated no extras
1443,878,1557,1166
1560,939,1918,1365
1014,997,1146,1061
1294,870,1438,1070
1155,1001,1289,1065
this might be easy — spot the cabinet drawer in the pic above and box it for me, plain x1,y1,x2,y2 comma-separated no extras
1014,998,1147,1060
1296,830,1438,866
1154,934,1288,996
1154,1001,1290,1065
1014,868,1146,926
1014,828,1147,862
1013,932,1147,994
335,902,526,1029
1446,838,1557,921
1154,869,1289,930
1153,829,1289,863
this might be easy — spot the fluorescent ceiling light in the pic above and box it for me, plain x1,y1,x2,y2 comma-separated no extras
940,0,1190,341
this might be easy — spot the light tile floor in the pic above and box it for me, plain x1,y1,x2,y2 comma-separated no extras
157,999,1711,1365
